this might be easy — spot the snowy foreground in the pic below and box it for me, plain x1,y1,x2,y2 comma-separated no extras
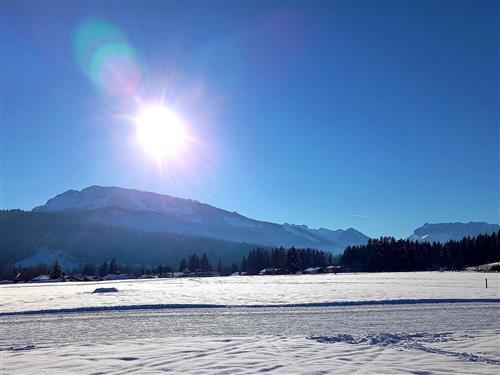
1,272,499,374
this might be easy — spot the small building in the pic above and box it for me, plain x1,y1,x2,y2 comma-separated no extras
103,273,136,281
303,267,324,274
259,268,276,275
30,275,57,283
138,274,158,279
326,266,342,273
63,275,83,282
82,275,100,281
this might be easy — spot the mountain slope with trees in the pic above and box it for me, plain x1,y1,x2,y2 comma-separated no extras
31,185,368,252
0,209,255,268
341,231,500,272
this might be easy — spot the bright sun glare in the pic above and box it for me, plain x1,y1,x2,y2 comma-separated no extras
134,105,188,161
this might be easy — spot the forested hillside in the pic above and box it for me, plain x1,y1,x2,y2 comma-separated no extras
0,210,255,267
341,231,500,272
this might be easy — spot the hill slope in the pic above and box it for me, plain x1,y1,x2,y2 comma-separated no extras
0,209,254,267
33,186,369,252
408,222,500,243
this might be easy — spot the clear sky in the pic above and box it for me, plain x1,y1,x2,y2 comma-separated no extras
2,1,498,238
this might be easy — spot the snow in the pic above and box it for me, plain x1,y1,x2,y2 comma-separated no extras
12,247,80,270
315,227,370,247
409,222,499,243
33,185,200,215
466,262,500,271
92,287,118,293
1,272,499,374
283,224,320,242
1,329,499,374
28,275,53,283
31,186,370,252
223,215,257,228
1,272,498,314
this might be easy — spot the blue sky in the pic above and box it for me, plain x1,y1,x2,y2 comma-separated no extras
2,1,498,238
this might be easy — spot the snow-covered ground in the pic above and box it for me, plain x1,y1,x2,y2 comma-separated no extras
3,331,499,374
1,272,499,374
1,272,498,314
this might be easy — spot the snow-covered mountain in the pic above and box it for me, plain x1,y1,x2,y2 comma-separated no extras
35,186,203,215
33,186,370,253
13,247,80,270
408,222,499,243
283,224,369,249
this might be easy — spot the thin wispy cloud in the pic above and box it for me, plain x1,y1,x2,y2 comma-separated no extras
350,213,384,220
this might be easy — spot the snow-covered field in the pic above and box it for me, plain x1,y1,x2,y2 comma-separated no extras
1,272,499,374
1,272,498,314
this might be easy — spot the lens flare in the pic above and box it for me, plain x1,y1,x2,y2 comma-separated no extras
134,105,189,161
73,19,141,97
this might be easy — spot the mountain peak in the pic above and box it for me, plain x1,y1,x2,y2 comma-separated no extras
410,222,499,243
32,185,370,253
33,185,202,215
344,227,358,233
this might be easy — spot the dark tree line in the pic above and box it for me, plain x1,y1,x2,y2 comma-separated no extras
2,258,176,281
178,253,212,272
81,258,179,277
239,247,337,275
0,247,336,280
341,231,500,272
177,253,239,275
2,263,48,282
1,252,238,280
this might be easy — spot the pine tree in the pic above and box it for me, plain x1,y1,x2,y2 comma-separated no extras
98,261,108,276
188,254,200,271
153,264,163,275
217,259,223,274
49,260,64,279
179,258,187,272
200,253,212,271
82,263,95,275
286,248,300,273
240,256,248,273
109,258,118,274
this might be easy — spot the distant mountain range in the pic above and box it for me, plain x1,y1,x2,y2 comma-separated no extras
408,222,500,243
33,186,370,253
1,185,497,268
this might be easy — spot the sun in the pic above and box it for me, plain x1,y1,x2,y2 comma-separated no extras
133,105,188,161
